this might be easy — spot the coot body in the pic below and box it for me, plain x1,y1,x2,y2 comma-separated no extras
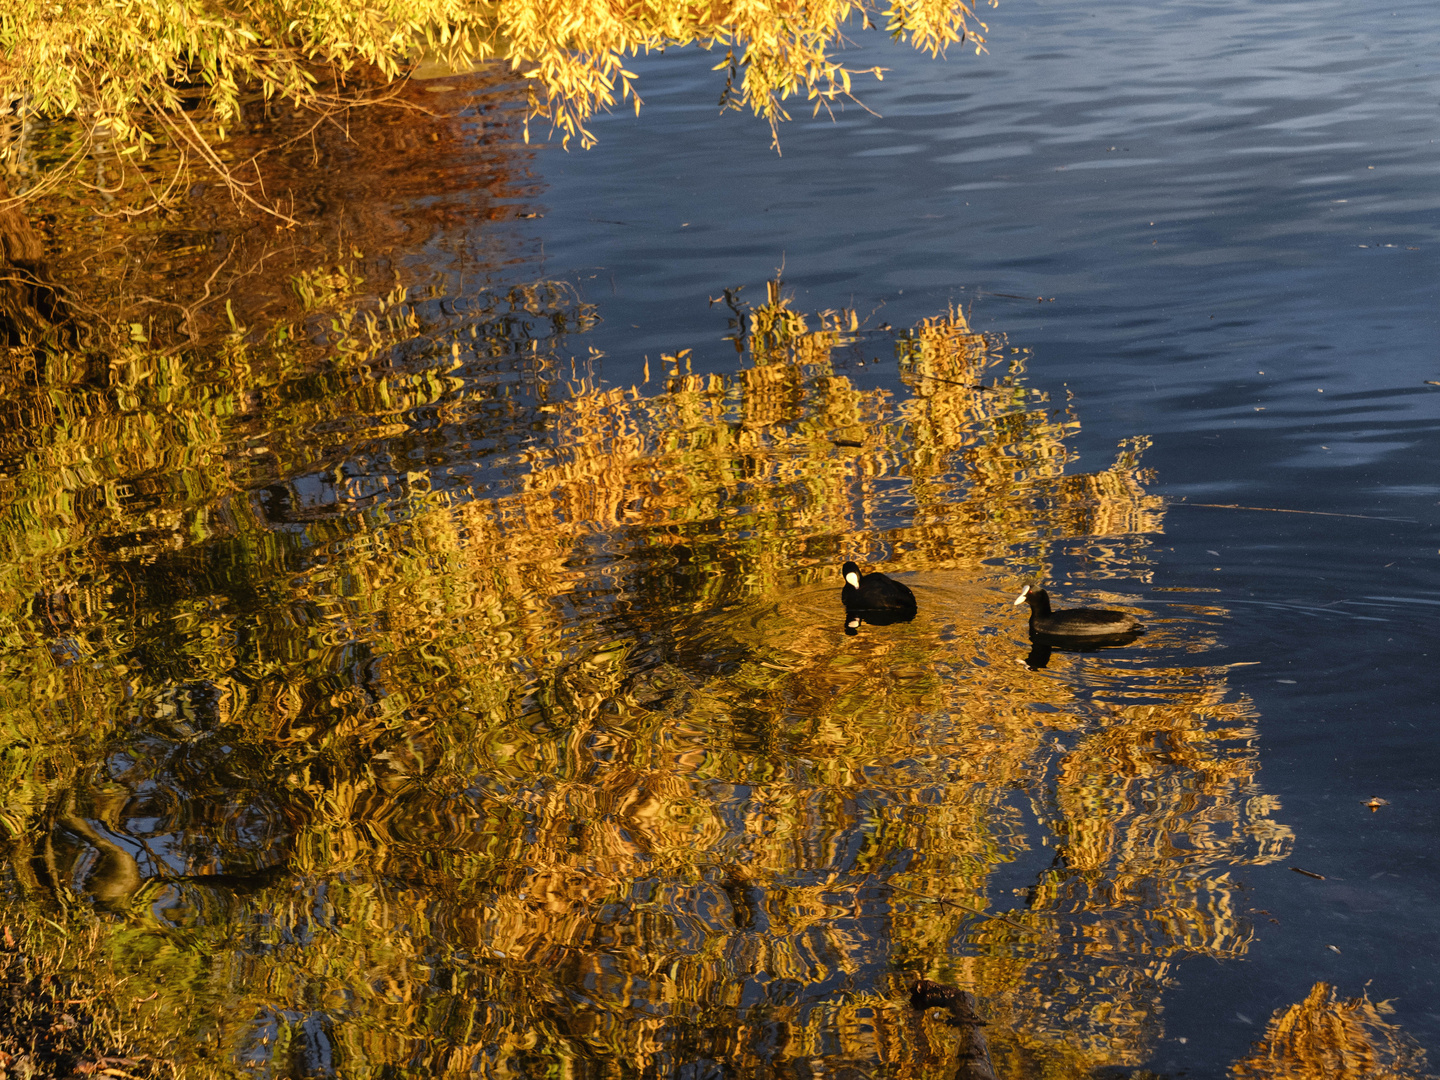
1013,585,1140,637
841,561,917,634
842,561,916,612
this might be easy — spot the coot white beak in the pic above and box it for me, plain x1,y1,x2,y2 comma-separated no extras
1012,585,1031,606
845,571,860,588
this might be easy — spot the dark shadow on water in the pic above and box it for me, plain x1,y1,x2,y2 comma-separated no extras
1023,629,1143,670
843,606,918,636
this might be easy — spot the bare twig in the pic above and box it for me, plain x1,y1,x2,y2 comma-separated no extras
886,882,1039,934
1175,502,1415,523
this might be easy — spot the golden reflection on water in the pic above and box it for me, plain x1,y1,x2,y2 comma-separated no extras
1233,983,1433,1080
0,268,1321,1077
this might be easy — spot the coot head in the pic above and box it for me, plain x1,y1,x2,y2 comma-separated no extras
842,560,862,589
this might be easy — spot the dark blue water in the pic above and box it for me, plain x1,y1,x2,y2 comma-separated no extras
524,0,1440,1069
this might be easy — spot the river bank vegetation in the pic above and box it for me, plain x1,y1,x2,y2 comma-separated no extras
3,0,987,212
0,0,989,346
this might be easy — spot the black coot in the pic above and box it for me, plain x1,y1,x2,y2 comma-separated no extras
841,560,916,634
1013,584,1140,637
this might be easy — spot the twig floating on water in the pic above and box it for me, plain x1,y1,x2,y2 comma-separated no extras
886,883,1038,933
1175,502,1415,523
1290,866,1326,880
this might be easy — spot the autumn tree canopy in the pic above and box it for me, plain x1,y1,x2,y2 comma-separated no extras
1,0,988,197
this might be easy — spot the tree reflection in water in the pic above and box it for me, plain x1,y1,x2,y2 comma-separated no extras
0,74,1407,1080
1233,983,1433,1080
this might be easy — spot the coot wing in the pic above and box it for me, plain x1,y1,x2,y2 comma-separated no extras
1056,608,1132,628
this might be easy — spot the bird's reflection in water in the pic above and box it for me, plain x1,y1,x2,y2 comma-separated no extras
843,606,918,636
1023,629,1141,669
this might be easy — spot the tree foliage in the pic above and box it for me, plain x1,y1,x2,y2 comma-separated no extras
1,0,990,191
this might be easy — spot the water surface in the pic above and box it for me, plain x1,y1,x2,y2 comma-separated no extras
2,0,1438,1076
528,0,1440,1069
